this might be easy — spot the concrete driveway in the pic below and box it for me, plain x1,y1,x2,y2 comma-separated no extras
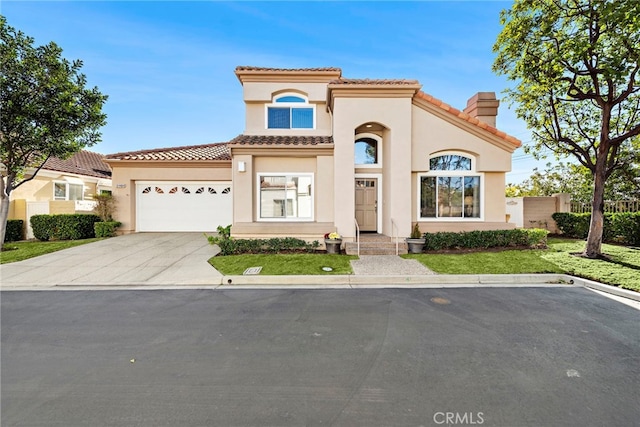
0,233,221,288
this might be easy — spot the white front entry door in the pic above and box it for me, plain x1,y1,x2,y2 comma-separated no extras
136,181,232,232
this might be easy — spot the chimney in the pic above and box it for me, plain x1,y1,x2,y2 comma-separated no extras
463,92,499,127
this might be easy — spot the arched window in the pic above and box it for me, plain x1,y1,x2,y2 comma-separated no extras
354,133,382,166
266,93,314,129
419,153,481,219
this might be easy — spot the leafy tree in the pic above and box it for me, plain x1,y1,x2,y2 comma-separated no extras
493,0,640,258
0,16,107,245
506,158,640,204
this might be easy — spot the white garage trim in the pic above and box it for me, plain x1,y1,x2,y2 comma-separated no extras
135,181,232,232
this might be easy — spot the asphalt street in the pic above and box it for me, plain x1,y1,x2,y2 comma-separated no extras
2,287,639,427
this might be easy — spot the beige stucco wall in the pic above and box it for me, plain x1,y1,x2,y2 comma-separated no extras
411,105,513,172
523,197,561,233
332,96,414,239
9,175,100,202
108,161,232,233
242,82,332,136
230,151,335,238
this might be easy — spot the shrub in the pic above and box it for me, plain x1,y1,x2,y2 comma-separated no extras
31,215,56,241
30,214,100,241
422,228,548,251
92,193,116,221
210,234,320,256
608,212,640,245
94,221,122,238
552,212,639,245
4,219,24,242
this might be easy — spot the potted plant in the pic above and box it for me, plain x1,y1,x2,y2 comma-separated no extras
324,232,342,254
406,223,425,254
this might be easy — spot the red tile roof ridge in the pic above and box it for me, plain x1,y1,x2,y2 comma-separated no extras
106,142,229,159
329,78,420,86
229,134,334,146
236,66,342,72
106,142,231,161
414,91,521,147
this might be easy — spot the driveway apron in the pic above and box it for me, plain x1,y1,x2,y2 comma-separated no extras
0,233,222,287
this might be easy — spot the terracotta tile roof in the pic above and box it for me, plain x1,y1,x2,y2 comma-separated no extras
43,150,112,179
106,143,231,161
414,91,522,148
236,66,341,73
329,78,420,86
228,135,334,146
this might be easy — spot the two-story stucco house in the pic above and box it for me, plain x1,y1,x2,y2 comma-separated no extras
105,66,521,245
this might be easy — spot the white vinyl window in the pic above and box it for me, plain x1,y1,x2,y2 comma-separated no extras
419,153,482,220
258,174,313,220
266,93,315,129
53,181,84,201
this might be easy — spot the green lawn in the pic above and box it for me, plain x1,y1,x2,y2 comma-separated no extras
402,249,564,275
540,239,640,292
402,238,640,292
0,238,103,264
209,253,358,275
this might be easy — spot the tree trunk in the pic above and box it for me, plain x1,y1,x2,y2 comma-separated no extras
583,155,607,258
0,189,10,248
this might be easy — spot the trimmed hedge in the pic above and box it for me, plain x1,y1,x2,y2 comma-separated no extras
210,236,320,256
552,212,640,245
4,219,24,242
422,228,548,251
94,221,122,238
31,214,101,241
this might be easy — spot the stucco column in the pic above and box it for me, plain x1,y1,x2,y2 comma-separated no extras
385,106,413,237
332,115,356,239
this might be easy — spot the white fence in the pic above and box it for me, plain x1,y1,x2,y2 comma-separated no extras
571,200,639,213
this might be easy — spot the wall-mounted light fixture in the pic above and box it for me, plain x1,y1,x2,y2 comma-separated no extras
238,161,246,172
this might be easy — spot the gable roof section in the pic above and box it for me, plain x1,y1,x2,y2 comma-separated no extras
43,150,112,179
413,91,522,150
228,135,333,146
106,143,231,161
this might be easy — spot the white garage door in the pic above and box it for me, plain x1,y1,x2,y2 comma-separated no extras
136,181,232,232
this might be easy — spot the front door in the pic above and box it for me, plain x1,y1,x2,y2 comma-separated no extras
355,178,377,231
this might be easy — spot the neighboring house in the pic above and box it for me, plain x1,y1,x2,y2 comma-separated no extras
8,150,113,239
105,66,521,241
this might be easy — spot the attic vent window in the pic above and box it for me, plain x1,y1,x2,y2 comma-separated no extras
266,94,315,129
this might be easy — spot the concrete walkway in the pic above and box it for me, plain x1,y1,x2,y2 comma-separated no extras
351,255,435,275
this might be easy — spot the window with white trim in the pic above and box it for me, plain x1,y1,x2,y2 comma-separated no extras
53,181,84,201
266,93,314,129
259,174,313,220
419,154,481,219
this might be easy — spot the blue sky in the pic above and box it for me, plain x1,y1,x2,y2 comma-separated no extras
3,0,551,183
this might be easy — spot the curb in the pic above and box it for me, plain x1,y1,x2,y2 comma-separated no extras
220,273,572,287
568,275,640,302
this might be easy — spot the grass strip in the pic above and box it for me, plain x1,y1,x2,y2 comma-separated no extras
209,253,357,275
402,250,564,275
1,238,103,264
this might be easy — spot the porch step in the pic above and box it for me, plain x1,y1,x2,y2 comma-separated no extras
345,237,407,255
